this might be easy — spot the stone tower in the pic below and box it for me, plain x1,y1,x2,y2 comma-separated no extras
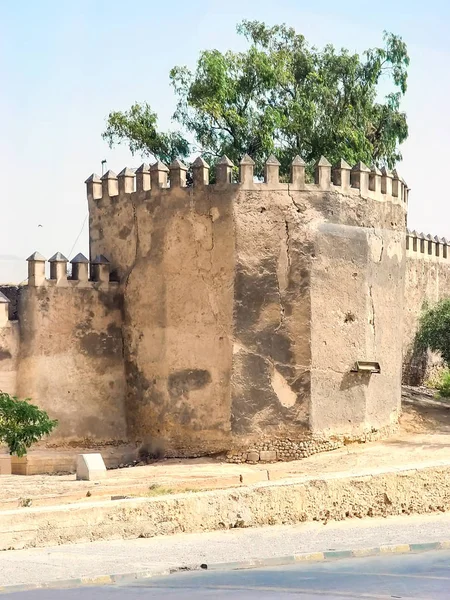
84,155,407,460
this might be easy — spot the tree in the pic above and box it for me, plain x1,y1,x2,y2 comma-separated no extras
0,392,58,457
103,20,409,177
103,103,190,165
416,299,450,365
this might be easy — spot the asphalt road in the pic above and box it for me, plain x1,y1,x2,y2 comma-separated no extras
3,512,450,588
4,549,450,599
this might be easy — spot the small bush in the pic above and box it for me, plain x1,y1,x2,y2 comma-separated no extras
416,299,450,364
0,392,58,457
435,370,450,398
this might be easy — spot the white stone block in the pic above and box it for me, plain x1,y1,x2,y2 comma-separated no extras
76,453,107,481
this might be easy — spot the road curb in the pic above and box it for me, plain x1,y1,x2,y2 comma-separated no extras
1,540,450,594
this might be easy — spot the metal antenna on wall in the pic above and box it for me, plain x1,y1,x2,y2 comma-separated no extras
101,159,107,176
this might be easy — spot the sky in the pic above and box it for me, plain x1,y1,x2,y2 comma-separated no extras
0,0,449,282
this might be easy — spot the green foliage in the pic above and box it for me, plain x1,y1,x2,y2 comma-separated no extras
103,21,409,177
416,299,450,366
435,370,450,398
103,103,190,164
0,392,57,457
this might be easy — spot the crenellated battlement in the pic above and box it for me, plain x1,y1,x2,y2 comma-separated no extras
406,230,449,262
85,155,409,210
25,251,117,289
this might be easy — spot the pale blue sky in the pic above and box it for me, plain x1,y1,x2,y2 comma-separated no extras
0,0,449,281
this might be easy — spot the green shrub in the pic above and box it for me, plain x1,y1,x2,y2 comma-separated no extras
417,299,450,365
436,370,450,398
0,392,57,457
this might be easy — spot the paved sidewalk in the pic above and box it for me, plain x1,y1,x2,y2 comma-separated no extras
1,512,450,587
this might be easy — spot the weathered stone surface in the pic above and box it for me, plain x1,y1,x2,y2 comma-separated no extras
246,451,260,462
15,286,127,445
259,450,277,462
309,224,404,435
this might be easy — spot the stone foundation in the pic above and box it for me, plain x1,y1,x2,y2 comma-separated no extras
226,423,399,463
8,445,138,476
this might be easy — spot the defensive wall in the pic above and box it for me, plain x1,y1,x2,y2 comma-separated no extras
403,230,450,384
1,153,439,466
0,257,127,447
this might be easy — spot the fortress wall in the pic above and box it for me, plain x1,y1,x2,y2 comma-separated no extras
0,322,19,396
403,232,450,384
124,183,236,456
230,185,312,444
229,159,407,449
85,158,409,458
0,154,420,468
15,281,127,445
88,184,137,281
310,224,404,435
0,286,20,396
87,161,238,456
307,178,406,436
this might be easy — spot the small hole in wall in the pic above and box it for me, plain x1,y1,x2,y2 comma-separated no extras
110,269,120,283
344,312,356,323
352,273,357,279
260,207,266,213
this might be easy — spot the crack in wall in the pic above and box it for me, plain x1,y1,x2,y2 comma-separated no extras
188,189,229,339
368,284,376,337
120,200,140,362
233,342,307,373
207,190,215,256
373,229,384,262
287,182,302,214
284,219,291,270
274,218,291,334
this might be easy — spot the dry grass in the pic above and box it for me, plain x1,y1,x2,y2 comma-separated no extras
143,483,211,497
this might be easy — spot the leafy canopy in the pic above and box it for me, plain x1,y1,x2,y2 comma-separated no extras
0,392,58,457
103,20,409,176
417,299,450,366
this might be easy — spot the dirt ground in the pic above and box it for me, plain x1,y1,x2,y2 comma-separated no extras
1,387,450,510
400,385,450,433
